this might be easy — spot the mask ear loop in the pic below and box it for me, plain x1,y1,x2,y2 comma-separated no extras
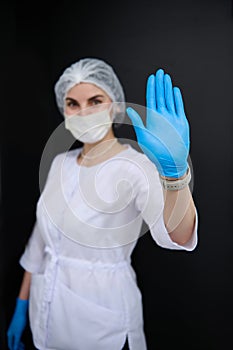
109,102,118,124
110,102,125,129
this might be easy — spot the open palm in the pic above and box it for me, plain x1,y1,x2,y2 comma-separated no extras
126,69,190,178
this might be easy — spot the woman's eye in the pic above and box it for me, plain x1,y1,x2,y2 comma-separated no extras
67,101,77,107
92,100,102,105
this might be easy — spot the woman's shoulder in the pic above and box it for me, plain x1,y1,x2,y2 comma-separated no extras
117,144,160,180
122,144,158,168
45,149,80,178
119,143,147,161
51,148,80,163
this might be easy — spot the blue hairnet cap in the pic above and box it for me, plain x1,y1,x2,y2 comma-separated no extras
54,58,126,127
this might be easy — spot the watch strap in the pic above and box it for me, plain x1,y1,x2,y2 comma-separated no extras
159,167,191,191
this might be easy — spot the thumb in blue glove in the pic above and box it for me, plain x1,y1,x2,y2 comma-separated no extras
7,298,29,350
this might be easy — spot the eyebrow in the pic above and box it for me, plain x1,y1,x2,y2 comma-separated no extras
65,94,105,103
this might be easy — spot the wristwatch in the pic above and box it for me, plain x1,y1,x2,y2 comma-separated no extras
159,167,191,191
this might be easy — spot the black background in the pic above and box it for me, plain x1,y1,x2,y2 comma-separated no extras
1,0,233,349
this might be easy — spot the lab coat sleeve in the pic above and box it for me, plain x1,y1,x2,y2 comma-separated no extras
149,205,198,251
19,221,46,273
133,156,198,251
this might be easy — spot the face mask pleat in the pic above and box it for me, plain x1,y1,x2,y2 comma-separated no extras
64,106,113,143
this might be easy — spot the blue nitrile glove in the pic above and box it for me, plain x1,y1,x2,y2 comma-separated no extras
126,68,190,178
7,298,29,350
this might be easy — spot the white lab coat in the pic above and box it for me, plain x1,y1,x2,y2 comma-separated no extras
19,144,198,350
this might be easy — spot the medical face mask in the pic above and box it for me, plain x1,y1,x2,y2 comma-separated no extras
64,105,113,143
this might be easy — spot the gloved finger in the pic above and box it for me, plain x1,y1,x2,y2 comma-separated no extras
146,74,156,110
7,332,14,350
13,336,20,350
18,341,25,350
155,69,166,112
173,87,185,117
126,107,145,137
164,74,175,114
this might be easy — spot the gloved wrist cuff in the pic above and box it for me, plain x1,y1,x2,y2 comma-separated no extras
16,298,29,312
158,163,188,179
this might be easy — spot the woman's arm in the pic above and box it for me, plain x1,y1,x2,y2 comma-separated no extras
126,68,197,248
162,182,196,245
18,271,31,300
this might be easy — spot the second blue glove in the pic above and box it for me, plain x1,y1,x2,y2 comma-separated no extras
7,298,29,350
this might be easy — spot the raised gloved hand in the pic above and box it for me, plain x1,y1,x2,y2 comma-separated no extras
126,68,190,178
7,298,29,350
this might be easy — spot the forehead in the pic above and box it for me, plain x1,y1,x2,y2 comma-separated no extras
66,82,109,99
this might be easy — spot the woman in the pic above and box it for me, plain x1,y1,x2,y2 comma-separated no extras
7,58,198,350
